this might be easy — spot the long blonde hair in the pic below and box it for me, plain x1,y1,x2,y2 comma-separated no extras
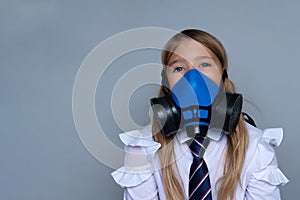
152,29,249,200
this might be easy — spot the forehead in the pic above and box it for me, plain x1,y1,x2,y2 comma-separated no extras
169,38,216,63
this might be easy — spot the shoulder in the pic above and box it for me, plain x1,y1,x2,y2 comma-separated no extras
118,124,160,149
117,124,161,164
117,125,161,159
246,122,283,148
246,122,283,168
246,122,284,169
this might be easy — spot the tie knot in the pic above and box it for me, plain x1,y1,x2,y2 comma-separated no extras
189,136,208,158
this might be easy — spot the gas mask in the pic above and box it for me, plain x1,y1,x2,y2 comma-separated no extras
150,69,243,137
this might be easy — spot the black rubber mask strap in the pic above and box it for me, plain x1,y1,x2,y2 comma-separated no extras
222,69,228,82
219,69,228,90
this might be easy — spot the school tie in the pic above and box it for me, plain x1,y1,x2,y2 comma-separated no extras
189,136,212,200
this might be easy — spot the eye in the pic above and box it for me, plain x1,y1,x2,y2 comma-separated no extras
199,63,211,68
174,66,184,72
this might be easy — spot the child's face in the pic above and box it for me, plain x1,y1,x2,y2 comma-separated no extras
165,38,223,89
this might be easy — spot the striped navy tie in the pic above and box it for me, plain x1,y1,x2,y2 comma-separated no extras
189,136,212,200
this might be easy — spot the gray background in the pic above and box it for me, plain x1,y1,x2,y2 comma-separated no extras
1,0,299,199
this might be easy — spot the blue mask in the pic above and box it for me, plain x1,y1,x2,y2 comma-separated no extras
170,69,219,128
150,69,243,138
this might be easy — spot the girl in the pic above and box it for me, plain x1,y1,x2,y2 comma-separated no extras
112,29,288,200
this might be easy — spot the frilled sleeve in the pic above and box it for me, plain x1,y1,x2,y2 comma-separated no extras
111,125,161,200
245,127,289,200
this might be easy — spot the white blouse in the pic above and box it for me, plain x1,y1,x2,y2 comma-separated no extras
112,123,289,200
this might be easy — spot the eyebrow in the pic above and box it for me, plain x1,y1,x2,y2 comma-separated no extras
195,56,214,61
168,56,214,66
168,58,186,67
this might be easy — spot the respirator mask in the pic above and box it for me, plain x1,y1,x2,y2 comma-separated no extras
150,69,243,137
